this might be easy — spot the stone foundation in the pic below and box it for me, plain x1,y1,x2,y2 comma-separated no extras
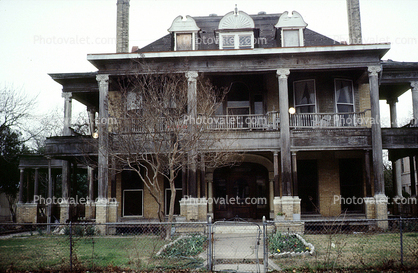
364,195,388,229
16,203,37,223
180,197,207,221
59,202,70,223
273,196,301,220
375,194,388,229
95,200,119,234
85,201,96,220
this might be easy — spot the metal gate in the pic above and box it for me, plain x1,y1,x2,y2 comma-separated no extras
208,216,266,273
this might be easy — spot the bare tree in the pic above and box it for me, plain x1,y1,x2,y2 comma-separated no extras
109,68,241,233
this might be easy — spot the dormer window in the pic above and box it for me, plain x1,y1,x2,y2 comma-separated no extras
168,15,200,51
217,7,255,50
275,11,307,47
219,32,254,49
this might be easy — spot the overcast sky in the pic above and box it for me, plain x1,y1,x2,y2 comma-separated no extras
1,0,418,127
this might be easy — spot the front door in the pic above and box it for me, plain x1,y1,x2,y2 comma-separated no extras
213,163,269,220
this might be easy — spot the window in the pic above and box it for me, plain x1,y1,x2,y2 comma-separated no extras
176,33,193,51
283,29,300,47
219,32,254,49
275,11,307,47
335,79,354,113
122,169,144,217
126,91,142,111
293,80,316,113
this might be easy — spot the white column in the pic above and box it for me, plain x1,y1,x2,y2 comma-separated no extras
368,66,385,195
411,81,418,125
387,98,402,198
369,65,388,227
96,74,110,201
62,92,72,136
277,68,292,196
186,71,198,197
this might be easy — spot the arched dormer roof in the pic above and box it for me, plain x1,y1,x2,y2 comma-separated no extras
275,11,307,29
168,15,200,32
218,10,255,29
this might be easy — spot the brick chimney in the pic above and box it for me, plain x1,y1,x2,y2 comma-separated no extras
347,0,362,44
116,0,130,53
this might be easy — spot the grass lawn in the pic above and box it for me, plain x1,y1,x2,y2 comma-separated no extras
270,232,418,271
0,233,202,271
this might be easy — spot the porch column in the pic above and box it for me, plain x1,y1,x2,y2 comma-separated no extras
387,98,403,198
18,168,24,203
96,74,109,201
200,155,206,198
410,156,417,196
207,173,214,217
60,160,71,223
182,164,187,197
88,166,95,201
62,92,72,136
364,150,372,197
33,168,39,203
277,68,292,196
291,152,298,196
368,65,388,227
62,161,70,200
186,71,198,197
26,170,30,203
47,158,52,233
411,81,418,124
273,151,279,196
87,106,97,136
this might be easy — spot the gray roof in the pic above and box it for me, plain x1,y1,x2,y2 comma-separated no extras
138,13,339,53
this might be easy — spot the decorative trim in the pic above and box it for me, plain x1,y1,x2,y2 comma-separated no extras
368,66,382,76
276,68,290,79
218,10,255,29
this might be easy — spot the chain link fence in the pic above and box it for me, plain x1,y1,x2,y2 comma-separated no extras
0,218,417,272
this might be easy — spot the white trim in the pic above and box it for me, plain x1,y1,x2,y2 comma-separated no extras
281,28,304,47
88,44,390,60
123,189,143,217
219,31,254,49
174,32,197,51
293,79,317,113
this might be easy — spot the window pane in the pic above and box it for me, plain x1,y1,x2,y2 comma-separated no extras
337,104,354,113
176,33,192,50
283,29,300,47
222,35,235,49
297,105,315,113
336,80,353,104
294,80,315,112
239,35,252,48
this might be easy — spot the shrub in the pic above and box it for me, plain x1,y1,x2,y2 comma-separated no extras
160,234,207,257
269,232,309,254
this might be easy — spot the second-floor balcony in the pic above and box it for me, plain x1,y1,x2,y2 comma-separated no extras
115,110,371,133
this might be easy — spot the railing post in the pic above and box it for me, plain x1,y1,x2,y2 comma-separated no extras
400,217,403,265
263,216,268,273
207,216,213,271
69,221,73,272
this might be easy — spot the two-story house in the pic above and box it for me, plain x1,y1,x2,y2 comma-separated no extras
16,0,418,228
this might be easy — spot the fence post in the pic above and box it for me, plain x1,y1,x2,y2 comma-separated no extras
69,221,73,272
400,216,403,265
263,216,268,273
207,216,212,271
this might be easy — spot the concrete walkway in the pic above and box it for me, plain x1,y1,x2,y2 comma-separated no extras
201,223,281,273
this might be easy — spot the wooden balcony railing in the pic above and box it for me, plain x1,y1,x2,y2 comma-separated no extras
114,110,370,133
289,110,371,128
